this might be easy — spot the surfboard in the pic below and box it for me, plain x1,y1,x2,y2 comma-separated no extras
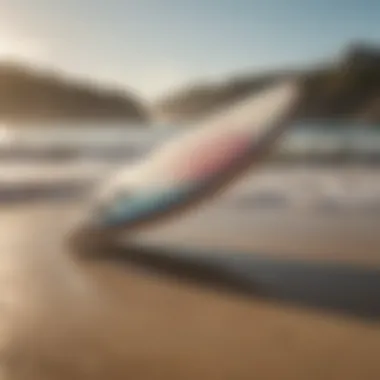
84,80,301,233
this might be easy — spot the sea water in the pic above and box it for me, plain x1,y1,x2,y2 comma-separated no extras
0,122,379,214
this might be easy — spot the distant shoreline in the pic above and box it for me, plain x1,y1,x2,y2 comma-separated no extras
155,43,380,125
0,62,149,124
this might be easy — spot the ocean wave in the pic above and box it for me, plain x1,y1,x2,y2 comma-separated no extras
0,163,379,213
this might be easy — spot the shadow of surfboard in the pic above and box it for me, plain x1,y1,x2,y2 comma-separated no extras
79,238,380,322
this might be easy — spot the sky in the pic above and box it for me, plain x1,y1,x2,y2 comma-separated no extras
0,0,379,101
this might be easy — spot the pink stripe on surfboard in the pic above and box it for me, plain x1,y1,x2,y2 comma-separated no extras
169,131,252,182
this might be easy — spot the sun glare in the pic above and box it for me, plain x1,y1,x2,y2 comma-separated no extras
0,124,13,145
0,38,18,58
0,36,46,63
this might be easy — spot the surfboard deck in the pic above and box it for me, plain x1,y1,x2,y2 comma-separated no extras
81,81,301,235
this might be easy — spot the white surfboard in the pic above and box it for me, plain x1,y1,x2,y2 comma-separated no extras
83,80,301,233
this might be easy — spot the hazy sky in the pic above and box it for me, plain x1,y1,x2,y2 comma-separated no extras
0,0,379,100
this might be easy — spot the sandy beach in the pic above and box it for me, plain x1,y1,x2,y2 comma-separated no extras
0,199,379,380
1,1,380,378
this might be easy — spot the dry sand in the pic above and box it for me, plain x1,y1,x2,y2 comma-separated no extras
0,201,379,380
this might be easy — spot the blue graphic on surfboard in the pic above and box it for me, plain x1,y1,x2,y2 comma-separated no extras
89,81,300,231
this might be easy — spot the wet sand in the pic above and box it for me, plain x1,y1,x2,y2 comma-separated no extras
0,201,380,380
134,203,380,267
